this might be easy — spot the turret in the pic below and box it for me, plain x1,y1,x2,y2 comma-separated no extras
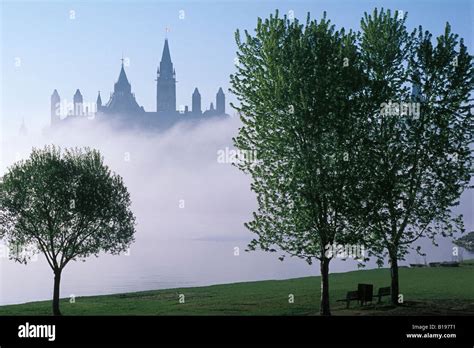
192,88,202,115
216,87,225,114
50,89,60,125
73,89,83,116
96,91,102,112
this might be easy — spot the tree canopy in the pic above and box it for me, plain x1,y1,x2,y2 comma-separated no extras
231,11,369,315
231,8,473,313
357,9,473,304
0,145,136,315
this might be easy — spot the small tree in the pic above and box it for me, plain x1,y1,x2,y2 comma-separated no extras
358,9,473,305
0,145,136,315
230,12,367,315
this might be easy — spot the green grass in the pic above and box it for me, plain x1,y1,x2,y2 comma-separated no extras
1,262,473,316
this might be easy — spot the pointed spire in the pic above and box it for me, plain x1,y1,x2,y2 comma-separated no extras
118,64,129,85
73,89,83,116
161,39,172,64
74,89,83,102
114,61,131,94
192,87,202,114
156,38,176,112
52,89,60,99
97,91,102,107
217,87,224,95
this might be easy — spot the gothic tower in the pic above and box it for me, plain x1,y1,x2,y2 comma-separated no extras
51,89,60,125
216,87,225,114
156,39,176,112
192,87,201,115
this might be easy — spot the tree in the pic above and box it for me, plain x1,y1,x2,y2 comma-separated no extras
0,145,136,315
357,9,473,305
230,12,368,315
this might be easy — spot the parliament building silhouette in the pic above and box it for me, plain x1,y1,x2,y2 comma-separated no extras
50,39,228,130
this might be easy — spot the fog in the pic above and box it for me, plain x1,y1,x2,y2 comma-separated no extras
0,117,472,305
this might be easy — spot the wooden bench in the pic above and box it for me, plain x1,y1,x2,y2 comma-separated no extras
337,284,375,308
337,290,360,309
375,286,391,303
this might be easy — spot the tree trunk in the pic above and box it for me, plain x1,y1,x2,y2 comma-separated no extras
320,257,331,316
52,269,62,316
389,252,400,306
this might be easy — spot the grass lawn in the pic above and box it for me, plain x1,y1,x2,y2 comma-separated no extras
0,261,473,316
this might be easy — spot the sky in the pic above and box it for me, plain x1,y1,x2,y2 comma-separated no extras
0,0,472,134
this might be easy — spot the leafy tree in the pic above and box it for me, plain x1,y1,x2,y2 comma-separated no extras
358,9,473,305
230,12,367,315
0,146,136,315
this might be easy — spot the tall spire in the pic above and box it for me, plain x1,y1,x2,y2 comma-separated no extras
161,39,172,65
156,38,176,112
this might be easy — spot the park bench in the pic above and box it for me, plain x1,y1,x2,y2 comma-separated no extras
337,290,360,309
374,286,391,303
337,284,374,308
